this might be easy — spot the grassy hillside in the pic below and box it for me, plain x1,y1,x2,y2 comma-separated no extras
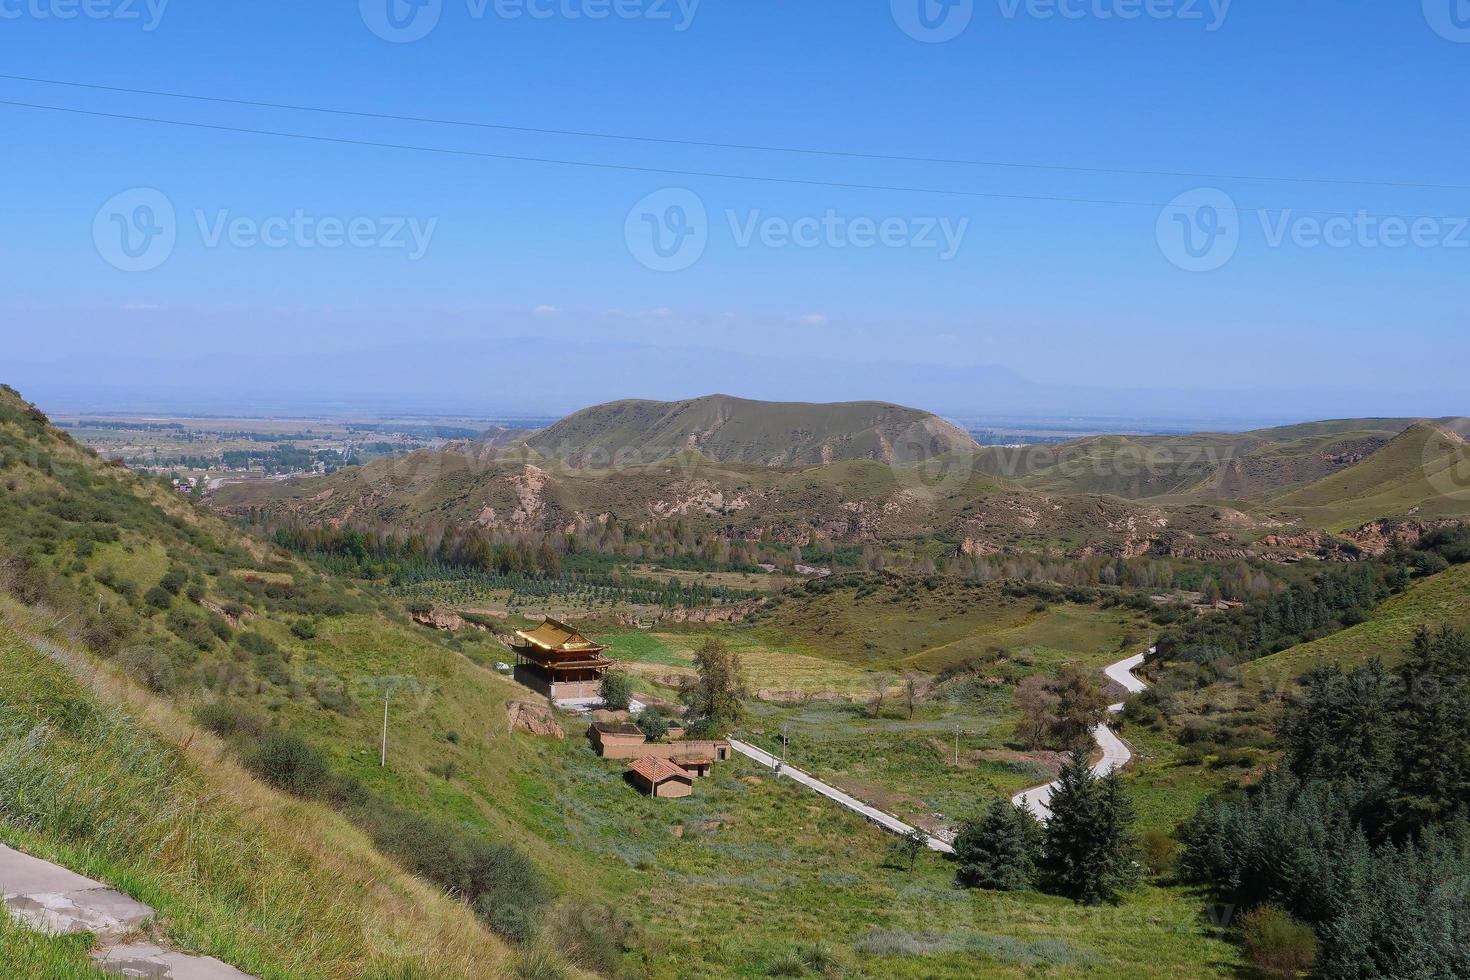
0,614,510,979
974,419,1416,501
1240,560,1470,684
1266,421,1470,529
524,394,978,468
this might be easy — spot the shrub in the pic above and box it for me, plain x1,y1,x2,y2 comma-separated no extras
290,618,318,640
194,700,268,740
115,645,179,694
1240,905,1317,977
546,902,634,975
636,707,670,741
1139,829,1177,877
599,671,633,712
144,585,174,610
246,730,330,798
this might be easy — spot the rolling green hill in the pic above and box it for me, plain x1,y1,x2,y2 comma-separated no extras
524,394,978,468
1264,420,1470,529
975,419,1417,501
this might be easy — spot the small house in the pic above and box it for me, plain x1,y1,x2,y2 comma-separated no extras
627,756,694,799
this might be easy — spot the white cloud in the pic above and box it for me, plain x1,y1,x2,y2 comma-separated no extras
797,313,828,326
532,304,560,315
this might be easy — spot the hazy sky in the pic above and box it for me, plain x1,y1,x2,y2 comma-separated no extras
1,2,1467,415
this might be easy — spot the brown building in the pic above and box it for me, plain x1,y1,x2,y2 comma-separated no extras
588,722,731,767
509,618,613,700
627,756,694,798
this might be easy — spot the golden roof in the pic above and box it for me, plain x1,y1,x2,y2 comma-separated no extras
513,617,607,654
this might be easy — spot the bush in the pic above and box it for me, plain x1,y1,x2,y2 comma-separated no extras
1139,829,1177,876
599,671,633,712
290,618,318,640
194,700,268,740
246,730,330,798
1240,905,1317,977
636,707,670,741
546,902,634,975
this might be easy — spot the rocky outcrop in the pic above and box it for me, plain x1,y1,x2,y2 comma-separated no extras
412,609,467,631
506,701,564,738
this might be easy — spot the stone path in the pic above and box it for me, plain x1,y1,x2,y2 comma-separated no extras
0,843,255,979
1012,649,1152,821
727,738,955,853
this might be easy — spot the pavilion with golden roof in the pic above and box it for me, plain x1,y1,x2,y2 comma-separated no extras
508,617,614,700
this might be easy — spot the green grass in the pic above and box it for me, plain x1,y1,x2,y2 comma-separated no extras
0,909,110,978
509,725,1242,979
1242,561,1470,686
0,619,513,979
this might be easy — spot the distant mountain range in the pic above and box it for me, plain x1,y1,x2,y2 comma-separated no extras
7,337,1466,423
211,393,1470,559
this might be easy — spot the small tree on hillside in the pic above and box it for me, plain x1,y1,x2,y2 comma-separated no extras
1051,668,1109,750
679,637,749,734
1040,748,1142,905
901,671,929,720
866,671,896,718
599,671,633,712
954,798,1042,891
1014,675,1059,750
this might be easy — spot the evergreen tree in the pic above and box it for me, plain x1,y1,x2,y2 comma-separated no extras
1390,628,1470,837
954,798,1042,891
1284,659,1397,785
1041,748,1141,904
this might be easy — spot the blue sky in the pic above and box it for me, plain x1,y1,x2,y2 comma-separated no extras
1,1,1467,416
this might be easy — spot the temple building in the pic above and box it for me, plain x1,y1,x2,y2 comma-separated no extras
508,617,613,700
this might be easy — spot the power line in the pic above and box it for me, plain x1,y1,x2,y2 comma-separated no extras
2,98,1464,223
1,71,1463,193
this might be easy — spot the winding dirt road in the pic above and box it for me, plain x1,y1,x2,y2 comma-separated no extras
1011,649,1151,821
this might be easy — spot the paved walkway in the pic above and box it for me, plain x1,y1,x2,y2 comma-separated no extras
0,843,255,979
1012,649,1152,821
727,739,955,854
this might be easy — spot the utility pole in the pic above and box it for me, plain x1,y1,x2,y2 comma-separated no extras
380,686,393,768
782,722,789,767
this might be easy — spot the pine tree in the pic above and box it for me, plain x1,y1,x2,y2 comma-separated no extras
1041,747,1141,904
954,798,1042,891
1390,628,1470,837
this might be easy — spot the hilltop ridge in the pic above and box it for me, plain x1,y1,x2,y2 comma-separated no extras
522,394,978,468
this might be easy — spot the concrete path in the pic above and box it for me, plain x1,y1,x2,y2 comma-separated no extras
0,843,255,979
1012,649,1152,822
727,738,955,854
